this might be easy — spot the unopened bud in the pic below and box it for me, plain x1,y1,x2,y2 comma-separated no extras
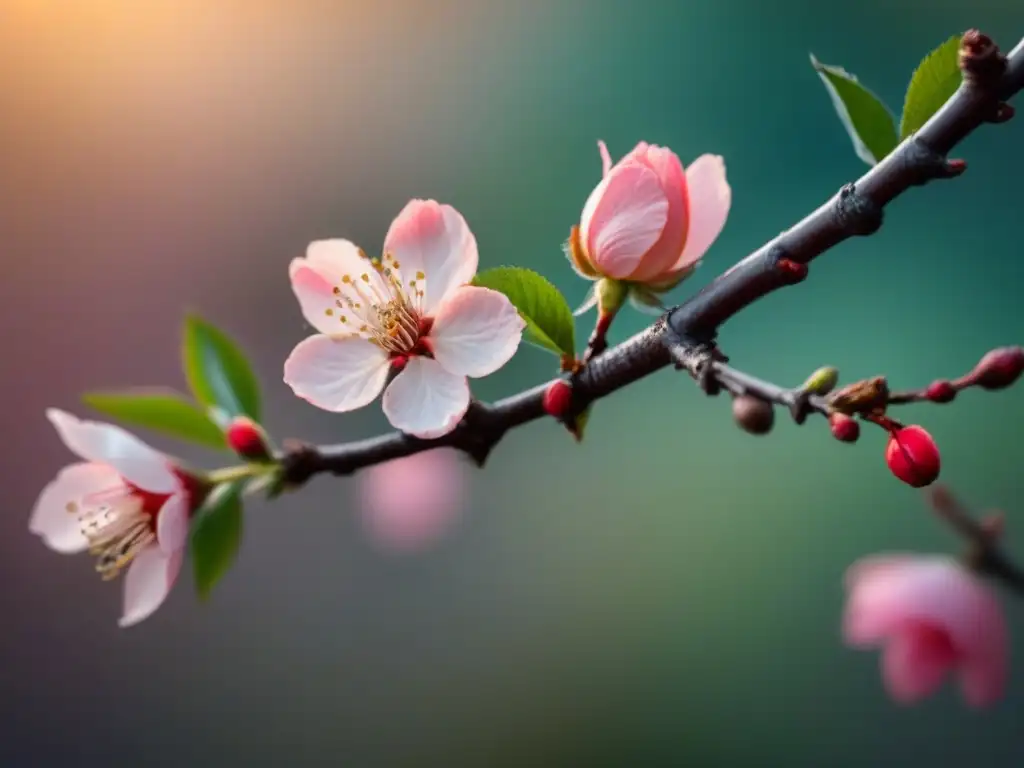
226,416,274,462
884,425,940,488
924,379,957,403
802,366,839,396
971,346,1024,390
732,395,774,435
542,379,574,418
828,412,860,442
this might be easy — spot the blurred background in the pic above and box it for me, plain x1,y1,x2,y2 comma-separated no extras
2,0,1024,765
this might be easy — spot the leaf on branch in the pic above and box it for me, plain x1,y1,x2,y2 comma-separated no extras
810,54,899,166
899,35,963,140
182,314,262,422
81,389,228,450
190,481,244,600
472,267,576,358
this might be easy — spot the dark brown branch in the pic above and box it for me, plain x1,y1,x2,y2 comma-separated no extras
927,486,1024,597
280,30,1024,487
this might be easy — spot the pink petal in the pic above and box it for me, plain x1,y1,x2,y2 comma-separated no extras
381,357,470,439
359,448,465,553
579,163,669,280
382,200,479,314
119,545,183,628
627,145,691,283
668,154,731,273
959,654,1007,708
843,561,1003,684
289,264,347,335
881,624,956,703
428,286,525,378
597,140,613,177
302,238,367,275
45,409,177,493
29,462,123,554
155,493,190,555
283,334,391,413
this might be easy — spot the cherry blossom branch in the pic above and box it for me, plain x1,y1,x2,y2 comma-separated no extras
276,30,1024,489
927,486,1024,597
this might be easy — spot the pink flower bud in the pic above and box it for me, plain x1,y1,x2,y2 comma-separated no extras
924,380,956,403
971,346,1024,390
732,395,774,435
225,416,273,462
542,379,574,418
885,426,940,488
828,412,860,442
569,141,730,291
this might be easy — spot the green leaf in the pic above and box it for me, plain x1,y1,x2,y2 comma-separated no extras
182,314,262,421
81,389,228,450
810,54,899,165
899,35,962,140
190,481,244,600
472,267,576,358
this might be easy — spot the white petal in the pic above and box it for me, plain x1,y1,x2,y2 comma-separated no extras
155,493,190,555
288,240,376,335
45,409,177,493
428,286,525,378
283,335,391,412
382,357,470,439
382,200,479,314
29,462,123,554
119,546,183,628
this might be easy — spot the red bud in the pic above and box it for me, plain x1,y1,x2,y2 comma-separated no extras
924,380,956,403
828,412,860,442
971,346,1024,390
885,425,940,488
226,416,273,462
542,379,574,418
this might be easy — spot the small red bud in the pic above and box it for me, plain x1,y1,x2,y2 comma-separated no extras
828,412,860,442
884,425,941,488
226,416,273,462
971,346,1024,390
542,379,574,418
732,395,774,435
924,380,957,403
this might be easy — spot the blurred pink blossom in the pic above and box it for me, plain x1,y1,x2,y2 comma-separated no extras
843,554,1008,707
359,448,465,552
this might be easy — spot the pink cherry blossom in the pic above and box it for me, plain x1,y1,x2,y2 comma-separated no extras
843,554,1009,707
284,200,525,439
30,409,204,628
359,448,465,552
569,140,731,309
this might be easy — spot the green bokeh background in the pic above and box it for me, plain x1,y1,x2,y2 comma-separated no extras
2,0,1023,765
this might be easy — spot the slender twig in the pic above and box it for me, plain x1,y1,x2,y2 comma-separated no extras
927,486,1024,596
277,30,1024,488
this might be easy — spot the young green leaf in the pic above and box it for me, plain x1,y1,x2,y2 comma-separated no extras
899,35,962,140
810,54,899,166
182,314,262,421
190,481,244,600
472,267,576,358
82,389,228,450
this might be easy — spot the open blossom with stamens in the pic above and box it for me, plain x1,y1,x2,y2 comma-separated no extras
284,199,525,438
569,140,731,315
29,409,207,628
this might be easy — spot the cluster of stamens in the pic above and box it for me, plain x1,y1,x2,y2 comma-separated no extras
325,249,428,355
67,491,158,581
